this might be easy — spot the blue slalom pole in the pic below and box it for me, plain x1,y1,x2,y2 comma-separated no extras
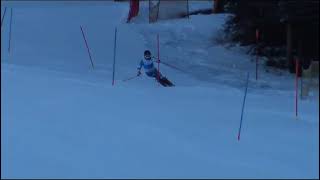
238,72,250,141
8,8,13,53
1,7,7,28
112,27,117,86
80,25,95,69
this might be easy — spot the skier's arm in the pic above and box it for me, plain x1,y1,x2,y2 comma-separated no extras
137,60,143,70
151,56,160,63
137,60,143,76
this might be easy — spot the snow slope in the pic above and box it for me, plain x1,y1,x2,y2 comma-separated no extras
1,1,319,179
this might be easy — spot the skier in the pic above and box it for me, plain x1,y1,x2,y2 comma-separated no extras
137,50,174,87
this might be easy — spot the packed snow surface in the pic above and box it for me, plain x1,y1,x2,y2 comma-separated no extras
1,1,318,178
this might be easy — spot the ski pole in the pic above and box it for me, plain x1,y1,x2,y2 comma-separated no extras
151,56,187,73
160,61,187,73
150,55,189,74
122,74,139,82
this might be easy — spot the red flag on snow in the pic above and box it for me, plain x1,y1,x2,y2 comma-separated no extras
127,0,139,23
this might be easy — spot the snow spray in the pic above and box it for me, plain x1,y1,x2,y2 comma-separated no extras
112,27,118,86
238,72,250,141
80,26,95,69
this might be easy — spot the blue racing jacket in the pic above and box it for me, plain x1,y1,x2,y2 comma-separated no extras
137,58,157,77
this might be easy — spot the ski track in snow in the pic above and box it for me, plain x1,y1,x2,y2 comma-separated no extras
1,1,319,179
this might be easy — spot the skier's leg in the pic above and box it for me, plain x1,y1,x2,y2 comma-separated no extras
158,77,173,87
150,69,173,87
156,72,174,86
155,70,163,81
163,77,174,86
156,77,167,87
147,70,165,86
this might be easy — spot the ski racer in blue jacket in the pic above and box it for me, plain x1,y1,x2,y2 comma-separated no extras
137,50,174,87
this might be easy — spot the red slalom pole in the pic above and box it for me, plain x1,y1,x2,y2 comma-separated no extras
157,34,160,85
80,25,95,69
295,57,299,119
1,7,7,28
255,29,259,81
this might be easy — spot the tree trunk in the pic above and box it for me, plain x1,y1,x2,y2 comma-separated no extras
287,23,293,72
213,0,224,13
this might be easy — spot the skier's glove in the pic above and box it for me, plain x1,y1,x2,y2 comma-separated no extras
151,57,160,63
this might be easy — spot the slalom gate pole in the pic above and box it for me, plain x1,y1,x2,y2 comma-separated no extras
8,8,13,53
112,27,118,86
80,25,95,69
1,7,7,28
157,34,160,85
238,72,250,141
295,57,299,119
255,28,259,81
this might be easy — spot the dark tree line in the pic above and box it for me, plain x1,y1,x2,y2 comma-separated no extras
223,0,319,73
